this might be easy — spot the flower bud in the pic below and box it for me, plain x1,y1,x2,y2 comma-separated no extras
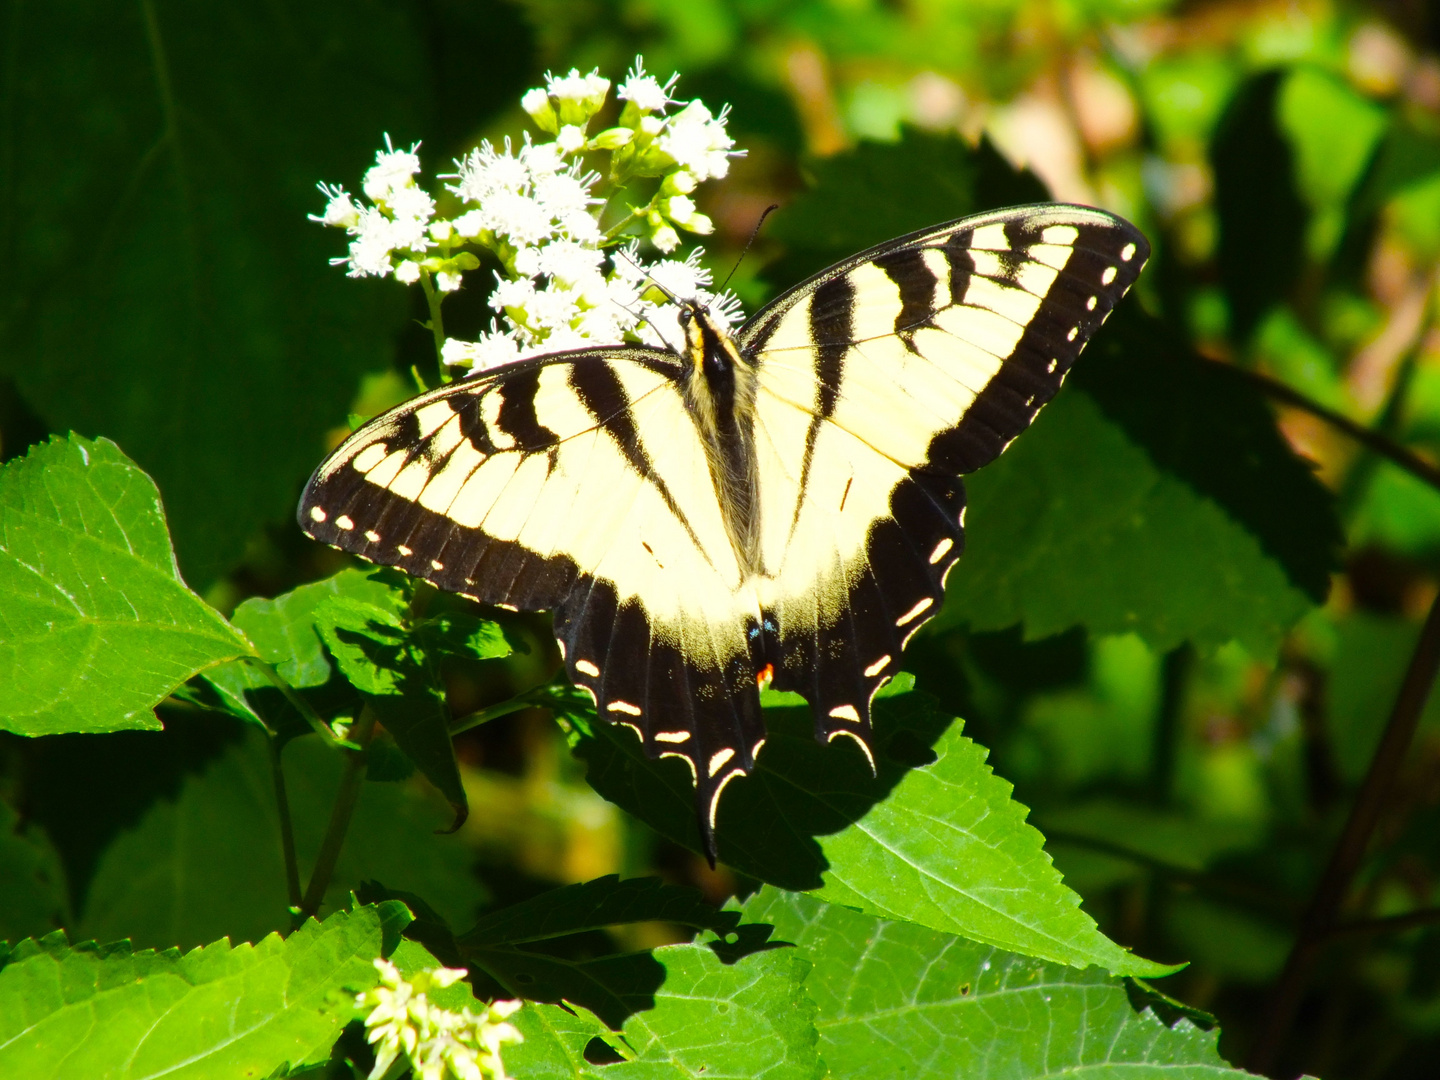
556,125,587,154
589,126,635,150
663,170,697,195
429,219,454,242
650,223,680,252
521,87,558,133
394,260,421,284
639,115,665,138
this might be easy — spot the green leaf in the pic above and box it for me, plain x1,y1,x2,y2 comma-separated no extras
313,589,468,814
465,944,669,1030
460,876,738,947
0,901,407,1079
742,887,1245,1080
0,801,70,946
77,728,485,951
1210,69,1308,342
0,2,433,586
418,612,516,663
201,568,407,732
507,1002,620,1077
765,128,1048,287
565,682,1171,976
939,309,1340,656
0,435,253,736
506,945,822,1080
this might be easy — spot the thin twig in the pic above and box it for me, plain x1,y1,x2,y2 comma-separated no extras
1248,589,1440,1075
1326,906,1440,940
419,269,448,381
1229,364,1440,495
268,737,303,910
297,706,379,923
241,656,356,748
449,686,553,736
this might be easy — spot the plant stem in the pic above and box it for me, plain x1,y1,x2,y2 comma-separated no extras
268,737,302,910
1229,364,1440,495
1248,588,1440,1075
419,269,447,379
297,705,379,923
449,687,551,736
242,656,356,748
1327,906,1440,939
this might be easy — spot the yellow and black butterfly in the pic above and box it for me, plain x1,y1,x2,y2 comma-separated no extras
298,203,1149,862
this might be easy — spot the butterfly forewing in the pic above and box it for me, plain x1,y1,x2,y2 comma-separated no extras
298,202,1150,864
739,204,1149,750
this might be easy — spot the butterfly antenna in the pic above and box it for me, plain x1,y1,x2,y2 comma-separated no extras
719,203,781,293
613,247,679,303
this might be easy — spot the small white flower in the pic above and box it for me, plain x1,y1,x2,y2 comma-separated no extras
648,248,712,299
451,209,488,239
363,135,424,202
669,170,698,195
657,101,739,181
435,268,464,292
310,183,361,228
490,275,538,316
430,219,455,242
618,58,678,114
520,87,550,118
485,190,556,245
355,960,523,1080
394,260,422,284
555,125,587,154
444,328,524,373
536,239,605,285
639,115,666,138
650,223,681,253
545,68,610,112
533,168,598,219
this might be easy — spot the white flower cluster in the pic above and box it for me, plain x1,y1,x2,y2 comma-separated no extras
312,57,746,380
357,959,522,1080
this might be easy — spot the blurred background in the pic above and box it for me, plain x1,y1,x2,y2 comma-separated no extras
4,1,1440,1076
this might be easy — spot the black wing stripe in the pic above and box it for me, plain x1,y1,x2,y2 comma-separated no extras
567,363,715,573
789,275,855,541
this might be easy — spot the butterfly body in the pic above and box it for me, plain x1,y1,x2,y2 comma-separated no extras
299,203,1150,863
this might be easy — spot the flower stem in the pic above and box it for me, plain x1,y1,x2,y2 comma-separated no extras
1248,587,1440,1074
419,269,448,383
268,737,303,910
297,704,379,923
242,656,357,749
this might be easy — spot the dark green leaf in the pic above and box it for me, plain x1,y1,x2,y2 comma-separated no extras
563,681,1171,975
0,801,70,945
460,875,738,947
764,128,1048,286
0,901,408,1078
0,2,433,586
0,435,253,736
467,945,667,1030
77,728,485,950
741,887,1245,1079
939,308,1340,655
1210,70,1308,343
417,611,516,662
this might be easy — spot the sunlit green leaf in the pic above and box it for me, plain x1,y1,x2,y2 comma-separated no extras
0,435,253,736
0,901,407,1079
742,887,1245,1079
